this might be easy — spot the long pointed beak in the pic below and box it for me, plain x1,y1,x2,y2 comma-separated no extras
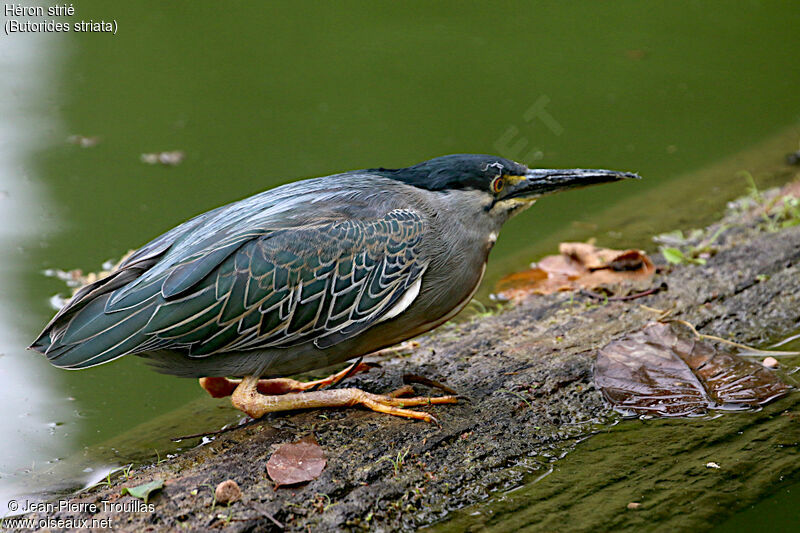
507,168,640,199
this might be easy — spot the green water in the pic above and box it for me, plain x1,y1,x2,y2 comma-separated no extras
428,334,800,532
1,0,799,526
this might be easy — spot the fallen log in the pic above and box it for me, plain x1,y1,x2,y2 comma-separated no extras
16,176,800,533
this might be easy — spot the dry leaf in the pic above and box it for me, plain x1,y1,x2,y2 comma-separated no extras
495,242,654,301
266,435,326,487
594,322,790,417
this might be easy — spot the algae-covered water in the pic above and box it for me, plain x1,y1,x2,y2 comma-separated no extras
428,332,800,532
1,1,799,528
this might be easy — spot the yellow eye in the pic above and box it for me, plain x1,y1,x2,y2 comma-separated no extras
491,176,505,193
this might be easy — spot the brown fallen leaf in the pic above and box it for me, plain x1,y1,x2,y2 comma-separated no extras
495,242,654,301
595,322,791,417
266,435,326,487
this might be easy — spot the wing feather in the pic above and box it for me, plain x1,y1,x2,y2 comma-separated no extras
33,203,429,368
167,208,429,355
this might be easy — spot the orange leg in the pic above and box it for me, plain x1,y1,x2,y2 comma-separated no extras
230,376,457,423
198,361,375,398
199,376,239,398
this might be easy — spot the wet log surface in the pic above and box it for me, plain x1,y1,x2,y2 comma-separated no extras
15,193,800,532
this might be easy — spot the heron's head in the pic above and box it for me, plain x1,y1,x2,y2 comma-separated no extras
372,154,639,224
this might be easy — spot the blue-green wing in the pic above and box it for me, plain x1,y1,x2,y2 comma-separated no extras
35,208,428,367
148,208,428,355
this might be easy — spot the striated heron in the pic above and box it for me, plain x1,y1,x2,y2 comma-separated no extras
31,154,637,422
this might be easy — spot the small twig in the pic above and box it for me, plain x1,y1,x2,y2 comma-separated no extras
581,283,666,302
639,304,674,320
247,504,284,529
499,389,532,409
402,374,459,395
771,331,800,348
666,319,800,357
371,340,420,357
171,418,260,442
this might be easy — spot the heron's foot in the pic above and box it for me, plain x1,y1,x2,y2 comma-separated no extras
198,360,375,398
231,376,457,423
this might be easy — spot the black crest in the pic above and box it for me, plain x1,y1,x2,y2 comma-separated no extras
370,154,528,191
